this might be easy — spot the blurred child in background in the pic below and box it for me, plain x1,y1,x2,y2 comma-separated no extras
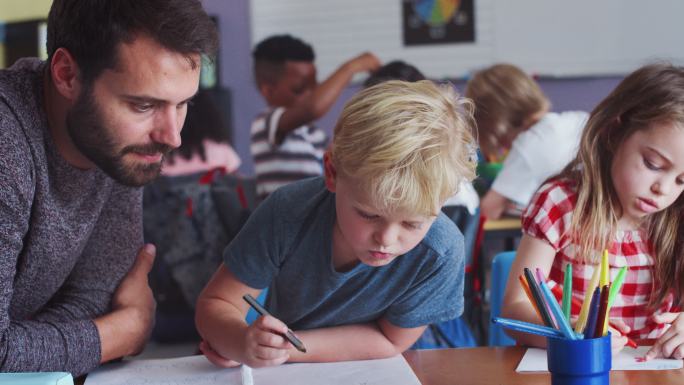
251,34,380,200
163,89,241,176
465,64,588,219
363,60,426,87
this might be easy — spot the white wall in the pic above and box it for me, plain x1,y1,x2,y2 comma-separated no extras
251,0,684,79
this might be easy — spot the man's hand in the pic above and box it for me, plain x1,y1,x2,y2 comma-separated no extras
95,244,157,362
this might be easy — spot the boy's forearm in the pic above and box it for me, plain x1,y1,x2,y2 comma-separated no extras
287,322,405,363
195,297,249,362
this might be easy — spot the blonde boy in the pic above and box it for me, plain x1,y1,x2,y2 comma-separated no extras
196,80,476,367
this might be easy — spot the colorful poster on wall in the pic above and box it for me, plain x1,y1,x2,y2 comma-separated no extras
402,0,475,46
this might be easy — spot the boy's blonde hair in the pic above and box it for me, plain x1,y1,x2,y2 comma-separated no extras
329,80,477,217
465,63,550,158
558,63,684,308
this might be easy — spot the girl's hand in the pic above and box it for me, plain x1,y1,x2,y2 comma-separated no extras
645,312,684,360
608,318,631,356
242,315,292,367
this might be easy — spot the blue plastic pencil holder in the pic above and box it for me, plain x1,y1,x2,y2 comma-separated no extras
547,333,611,385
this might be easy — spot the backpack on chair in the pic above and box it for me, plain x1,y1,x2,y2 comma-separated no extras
143,168,256,342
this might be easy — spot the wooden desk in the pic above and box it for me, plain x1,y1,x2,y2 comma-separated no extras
482,217,521,232
403,347,684,385
482,216,521,250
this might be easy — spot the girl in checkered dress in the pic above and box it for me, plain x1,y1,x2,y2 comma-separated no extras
501,63,684,359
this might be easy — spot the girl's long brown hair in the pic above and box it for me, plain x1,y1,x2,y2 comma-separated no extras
557,63,684,308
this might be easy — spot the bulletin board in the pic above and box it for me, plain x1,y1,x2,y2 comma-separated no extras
250,0,684,79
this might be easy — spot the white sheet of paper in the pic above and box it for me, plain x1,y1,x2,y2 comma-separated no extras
516,346,683,372
84,355,242,385
251,355,421,385
84,354,420,385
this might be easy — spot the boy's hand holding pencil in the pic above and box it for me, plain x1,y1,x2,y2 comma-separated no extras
240,312,297,367
240,294,307,368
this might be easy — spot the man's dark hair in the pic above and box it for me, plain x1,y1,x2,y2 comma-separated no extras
47,0,218,84
363,60,426,88
252,34,314,86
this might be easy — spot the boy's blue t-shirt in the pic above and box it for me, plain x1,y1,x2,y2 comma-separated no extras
223,177,465,329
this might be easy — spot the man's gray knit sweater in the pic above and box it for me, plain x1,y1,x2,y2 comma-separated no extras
0,58,142,376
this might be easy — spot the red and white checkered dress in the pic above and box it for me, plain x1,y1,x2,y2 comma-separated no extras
522,178,673,339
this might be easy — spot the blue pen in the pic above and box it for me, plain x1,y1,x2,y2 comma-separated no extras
538,278,578,339
492,317,566,339
584,286,601,339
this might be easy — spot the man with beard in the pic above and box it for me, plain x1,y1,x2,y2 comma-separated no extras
0,0,217,376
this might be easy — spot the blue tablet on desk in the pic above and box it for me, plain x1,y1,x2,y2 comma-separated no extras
0,372,73,385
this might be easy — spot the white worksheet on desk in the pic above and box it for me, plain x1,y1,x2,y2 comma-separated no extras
84,354,421,385
516,346,683,372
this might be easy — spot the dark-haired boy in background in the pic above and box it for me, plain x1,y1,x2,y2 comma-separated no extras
251,34,380,200
363,60,425,88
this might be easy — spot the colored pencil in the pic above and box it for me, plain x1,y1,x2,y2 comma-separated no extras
574,263,601,333
518,275,544,323
535,268,558,327
594,285,611,338
551,283,637,348
607,266,628,308
538,278,577,339
584,287,601,339
492,317,566,339
523,268,555,328
600,249,610,287
562,263,572,322
603,266,628,332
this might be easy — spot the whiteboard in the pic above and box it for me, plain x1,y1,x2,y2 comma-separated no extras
250,0,684,79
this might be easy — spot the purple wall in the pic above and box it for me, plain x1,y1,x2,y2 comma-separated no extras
202,0,262,175
203,0,624,176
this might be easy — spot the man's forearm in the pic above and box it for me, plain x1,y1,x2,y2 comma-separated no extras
0,318,101,376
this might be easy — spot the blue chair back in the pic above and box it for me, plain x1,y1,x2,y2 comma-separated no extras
489,251,516,346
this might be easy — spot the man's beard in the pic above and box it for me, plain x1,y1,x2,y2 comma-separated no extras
66,87,173,187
